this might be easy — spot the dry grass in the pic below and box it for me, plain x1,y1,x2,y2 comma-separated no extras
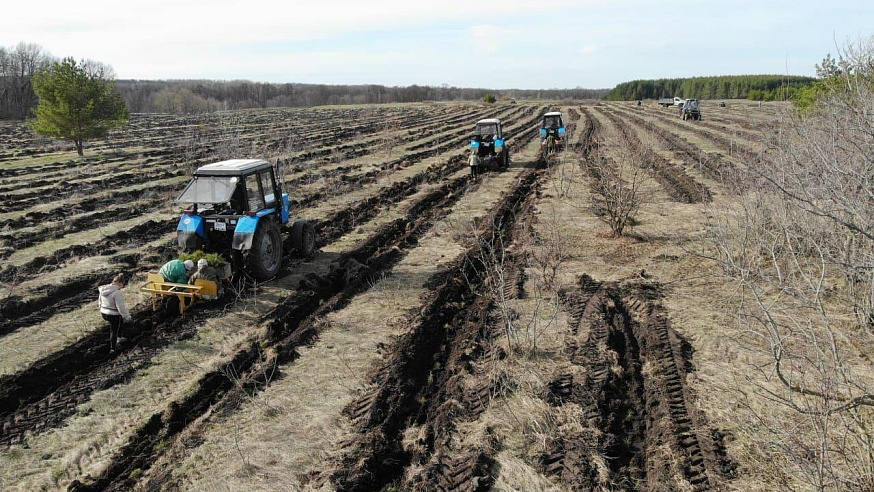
5,213,178,268
0,314,257,491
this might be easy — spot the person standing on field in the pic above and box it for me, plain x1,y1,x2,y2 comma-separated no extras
98,273,131,352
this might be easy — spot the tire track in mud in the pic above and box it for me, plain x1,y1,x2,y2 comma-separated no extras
540,277,735,490
397,207,532,492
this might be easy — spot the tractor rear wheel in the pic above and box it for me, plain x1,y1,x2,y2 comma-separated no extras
248,220,283,280
291,219,316,257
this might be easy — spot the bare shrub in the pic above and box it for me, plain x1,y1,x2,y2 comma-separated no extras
585,130,648,237
709,36,874,491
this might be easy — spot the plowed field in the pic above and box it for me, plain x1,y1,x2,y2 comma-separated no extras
0,100,783,491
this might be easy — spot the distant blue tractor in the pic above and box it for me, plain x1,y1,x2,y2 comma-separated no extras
539,111,566,155
175,159,315,280
469,118,510,176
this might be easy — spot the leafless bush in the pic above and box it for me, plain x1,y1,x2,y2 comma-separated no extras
530,202,572,292
709,36,874,491
585,131,648,237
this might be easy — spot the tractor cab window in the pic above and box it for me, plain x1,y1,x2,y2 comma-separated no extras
476,123,498,137
687,100,699,110
259,170,277,208
543,116,562,129
176,176,238,205
245,174,266,211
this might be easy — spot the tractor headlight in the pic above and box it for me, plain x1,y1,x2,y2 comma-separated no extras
470,140,480,148
539,129,547,135
558,127,566,134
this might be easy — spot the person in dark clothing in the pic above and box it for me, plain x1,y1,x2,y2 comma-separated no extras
98,273,131,352
188,258,223,298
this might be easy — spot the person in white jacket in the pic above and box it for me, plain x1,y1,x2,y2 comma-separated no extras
98,274,131,352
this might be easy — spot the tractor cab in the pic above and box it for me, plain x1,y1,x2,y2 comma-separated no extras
473,119,503,144
469,118,509,175
175,159,314,280
540,112,566,153
681,99,700,121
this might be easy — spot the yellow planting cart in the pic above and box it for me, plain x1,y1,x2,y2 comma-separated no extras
140,273,218,315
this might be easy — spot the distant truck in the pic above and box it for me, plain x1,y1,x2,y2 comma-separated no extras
657,97,685,107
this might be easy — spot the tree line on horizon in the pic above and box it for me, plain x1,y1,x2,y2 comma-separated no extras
0,41,609,119
606,74,817,102
114,79,608,114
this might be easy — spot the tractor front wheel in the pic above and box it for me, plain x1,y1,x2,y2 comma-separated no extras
248,220,283,280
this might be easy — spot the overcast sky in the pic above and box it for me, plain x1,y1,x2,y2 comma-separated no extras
4,0,873,89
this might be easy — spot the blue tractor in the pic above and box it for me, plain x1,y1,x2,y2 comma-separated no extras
174,159,315,280
469,118,509,176
539,111,566,155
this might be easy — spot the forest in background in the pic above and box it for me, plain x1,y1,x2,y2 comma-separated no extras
607,74,817,101
113,80,608,114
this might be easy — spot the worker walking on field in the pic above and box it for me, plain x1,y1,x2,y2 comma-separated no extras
98,273,131,352
188,258,223,298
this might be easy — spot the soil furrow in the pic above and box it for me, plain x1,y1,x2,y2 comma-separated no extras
324,168,542,491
